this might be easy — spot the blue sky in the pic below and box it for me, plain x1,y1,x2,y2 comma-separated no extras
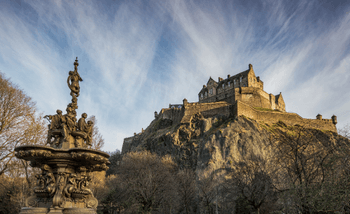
1,0,350,152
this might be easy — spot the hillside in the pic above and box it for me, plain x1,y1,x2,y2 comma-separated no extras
118,112,350,213
122,112,345,173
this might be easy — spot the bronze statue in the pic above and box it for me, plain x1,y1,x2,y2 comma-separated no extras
85,120,94,146
77,113,87,132
67,57,83,97
45,110,64,147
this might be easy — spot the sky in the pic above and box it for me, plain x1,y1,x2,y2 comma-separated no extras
1,0,350,152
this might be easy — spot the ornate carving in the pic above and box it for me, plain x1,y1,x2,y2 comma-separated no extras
63,173,77,198
25,195,38,207
33,174,45,192
15,150,52,159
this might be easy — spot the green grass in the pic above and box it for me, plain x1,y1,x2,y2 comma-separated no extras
254,107,280,112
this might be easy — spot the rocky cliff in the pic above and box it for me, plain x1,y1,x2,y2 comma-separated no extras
122,112,345,177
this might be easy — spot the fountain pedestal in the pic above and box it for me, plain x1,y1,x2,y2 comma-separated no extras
15,145,109,214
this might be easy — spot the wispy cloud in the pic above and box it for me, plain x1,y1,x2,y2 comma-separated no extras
0,0,349,151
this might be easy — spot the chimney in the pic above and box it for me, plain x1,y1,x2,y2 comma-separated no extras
218,77,223,82
203,85,206,88
227,75,231,78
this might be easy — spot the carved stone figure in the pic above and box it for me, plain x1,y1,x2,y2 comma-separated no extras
67,57,83,97
44,109,63,130
77,113,87,132
45,110,64,146
33,174,45,191
85,120,94,146
64,173,77,198
46,172,56,196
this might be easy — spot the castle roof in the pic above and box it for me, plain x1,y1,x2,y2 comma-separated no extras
199,64,256,93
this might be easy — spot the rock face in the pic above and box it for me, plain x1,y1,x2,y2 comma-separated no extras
122,113,344,176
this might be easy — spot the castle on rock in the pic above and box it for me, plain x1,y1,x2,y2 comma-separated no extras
124,64,338,151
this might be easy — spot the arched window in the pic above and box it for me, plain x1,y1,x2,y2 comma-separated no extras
209,88,213,95
228,82,231,87
222,84,225,89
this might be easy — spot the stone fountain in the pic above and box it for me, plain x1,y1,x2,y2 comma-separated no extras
15,58,110,214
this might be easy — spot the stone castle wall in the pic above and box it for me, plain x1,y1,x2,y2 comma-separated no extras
181,101,231,123
238,87,272,109
158,107,184,125
234,101,337,132
158,101,232,124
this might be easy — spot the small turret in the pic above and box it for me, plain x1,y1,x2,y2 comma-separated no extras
332,115,337,125
316,114,322,120
183,98,188,106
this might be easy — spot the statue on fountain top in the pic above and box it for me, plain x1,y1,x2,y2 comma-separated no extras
67,57,83,98
44,58,94,149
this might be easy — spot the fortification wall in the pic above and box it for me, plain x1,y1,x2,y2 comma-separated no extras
181,101,232,123
234,101,337,132
158,107,184,124
238,87,272,110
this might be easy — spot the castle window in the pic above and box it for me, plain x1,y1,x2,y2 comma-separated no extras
205,92,207,97
240,76,242,83
222,84,225,89
209,88,213,95
228,82,230,87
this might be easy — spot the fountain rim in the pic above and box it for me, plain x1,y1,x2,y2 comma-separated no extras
15,145,110,158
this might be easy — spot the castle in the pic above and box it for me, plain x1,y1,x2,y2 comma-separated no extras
123,64,338,151
198,64,285,112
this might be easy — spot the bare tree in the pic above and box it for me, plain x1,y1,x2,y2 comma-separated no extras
233,155,276,214
104,151,178,214
338,123,350,139
0,73,44,176
271,123,344,213
87,115,105,150
176,169,197,214
0,73,47,212
198,176,217,214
